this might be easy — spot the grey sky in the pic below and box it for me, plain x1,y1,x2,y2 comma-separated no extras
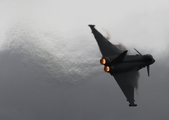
0,0,169,120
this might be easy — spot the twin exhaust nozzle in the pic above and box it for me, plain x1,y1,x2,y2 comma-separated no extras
100,58,111,73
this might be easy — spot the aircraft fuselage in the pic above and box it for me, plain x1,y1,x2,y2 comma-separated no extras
102,54,155,74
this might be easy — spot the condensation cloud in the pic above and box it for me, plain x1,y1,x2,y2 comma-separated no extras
2,22,102,83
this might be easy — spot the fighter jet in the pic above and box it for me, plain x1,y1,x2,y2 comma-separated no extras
88,25,155,107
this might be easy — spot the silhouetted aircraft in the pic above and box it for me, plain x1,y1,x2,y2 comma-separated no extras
89,25,155,107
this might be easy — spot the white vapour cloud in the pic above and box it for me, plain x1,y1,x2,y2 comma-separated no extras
2,21,101,82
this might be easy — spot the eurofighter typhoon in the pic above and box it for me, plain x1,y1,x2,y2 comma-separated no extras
89,25,155,107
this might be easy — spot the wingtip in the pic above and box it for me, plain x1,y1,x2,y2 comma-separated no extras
88,24,95,28
129,104,137,107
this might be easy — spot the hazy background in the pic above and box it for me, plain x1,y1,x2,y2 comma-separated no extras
0,0,169,119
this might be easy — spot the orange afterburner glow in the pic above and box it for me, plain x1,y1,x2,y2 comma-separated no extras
100,58,106,65
104,66,110,72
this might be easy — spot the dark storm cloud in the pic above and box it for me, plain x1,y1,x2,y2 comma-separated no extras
0,48,169,120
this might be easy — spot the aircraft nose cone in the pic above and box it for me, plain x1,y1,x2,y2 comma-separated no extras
152,58,155,64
